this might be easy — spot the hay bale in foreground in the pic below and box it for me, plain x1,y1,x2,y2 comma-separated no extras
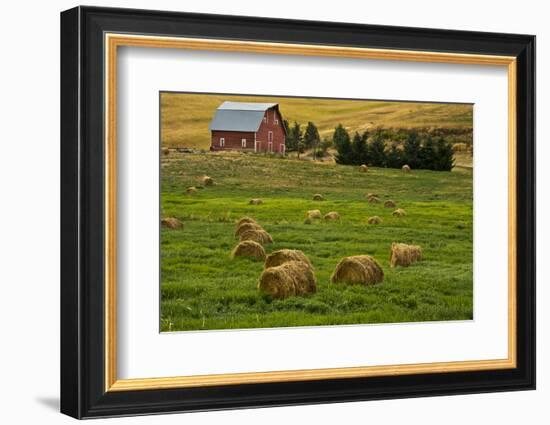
202,175,214,186
231,240,266,261
368,196,381,204
186,186,198,194
384,200,397,208
360,164,368,172
392,208,406,217
234,222,263,238
258,261,317,299
249,198,263,205
161,217,183,229
236,216,257,228
312,193,325,201
367,216,382,225
306,209,322,219
402,164,411,173
331,255,384,286
390,242,422,267
264,249,313,270
240,228,273,245
324,211,340,220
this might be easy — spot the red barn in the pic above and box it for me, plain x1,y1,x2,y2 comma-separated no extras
209,102,286,154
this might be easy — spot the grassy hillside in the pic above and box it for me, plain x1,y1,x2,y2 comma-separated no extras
161,152,473,332
160,92,473,149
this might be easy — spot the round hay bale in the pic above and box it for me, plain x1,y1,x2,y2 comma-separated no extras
324,211,340,220
304,217,313,225
366,193,378,199
161,217,183,229
240,228,273,245
258,261,317,299
359,164,368,172
384,200,397,208
390,242,422,267
331,255,384,286
306,209,322,219
249,198,263,205
312,193,325,201
202,175,214,186
392,208,406,217
367,216,382,225
264,249,313,270
186,186,198,194
402,164,411,173
368,196,381,204
236,216,257,228
234,222,263,238
231,240,266,261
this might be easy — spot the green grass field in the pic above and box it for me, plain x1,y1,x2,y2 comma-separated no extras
160,152,473,332
161,92,473,149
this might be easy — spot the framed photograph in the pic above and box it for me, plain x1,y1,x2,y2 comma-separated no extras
60,6,535,419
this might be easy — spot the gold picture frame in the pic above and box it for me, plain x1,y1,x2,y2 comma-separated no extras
104,33,517,392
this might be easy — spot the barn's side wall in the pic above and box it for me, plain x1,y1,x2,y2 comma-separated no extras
211,130,255,151
256,107,286,153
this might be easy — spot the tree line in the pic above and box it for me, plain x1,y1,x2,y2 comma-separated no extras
283,120,455,171
283,120,331,159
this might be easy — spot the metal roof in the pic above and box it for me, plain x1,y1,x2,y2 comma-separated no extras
208,102,278,132
217,101,277,111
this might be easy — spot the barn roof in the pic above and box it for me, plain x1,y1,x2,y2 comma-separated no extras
209,101,279,132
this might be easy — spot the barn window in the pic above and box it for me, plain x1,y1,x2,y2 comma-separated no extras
268,131,273,143
219,137,225,147
241,138,247,148
268,141,273,152
274,115,279,125
263,115,267,123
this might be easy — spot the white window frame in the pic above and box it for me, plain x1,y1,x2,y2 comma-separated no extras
268,141,273,152
241,138,247,148
263,115,267,124
268,131,273,143
219,137,225,147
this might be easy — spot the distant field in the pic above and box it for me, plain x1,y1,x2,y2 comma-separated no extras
160,152,473,332
160,92,473,149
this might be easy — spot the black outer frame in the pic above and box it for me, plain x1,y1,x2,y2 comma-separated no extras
60,6,535,419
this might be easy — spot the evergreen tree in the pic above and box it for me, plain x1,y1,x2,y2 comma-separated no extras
351,132,367,165
360,131,371,165
419,135,436,169
434,137,455,171
386,143,403,168
369,137,387,167
283,119,291,142
333,124,352,164
304,122,321,150
287,122,302,152
403,130,422,168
